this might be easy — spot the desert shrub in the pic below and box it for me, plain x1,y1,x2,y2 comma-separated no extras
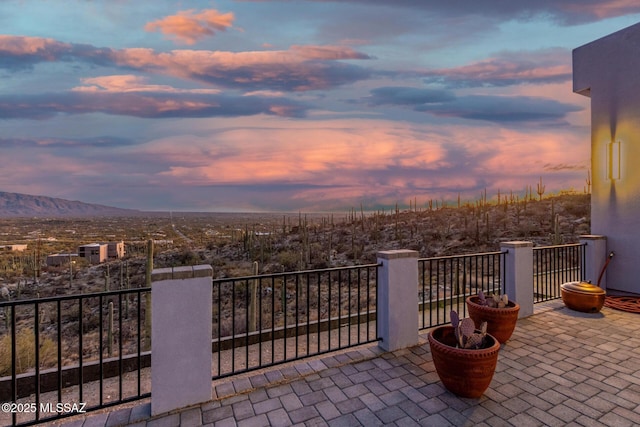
175,248,201,266
0,329,57,376
82,308,101,334
209,256,227,270
277,250,300,271
310,259,329,269
563,199,589,217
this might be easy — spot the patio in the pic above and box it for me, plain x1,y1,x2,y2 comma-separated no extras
54,299,640,427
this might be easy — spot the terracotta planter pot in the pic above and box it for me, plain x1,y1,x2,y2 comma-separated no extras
428,326,500,398
466,296,520,344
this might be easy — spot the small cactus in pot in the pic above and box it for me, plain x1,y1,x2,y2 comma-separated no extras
467,290,520,344
427,310,500,398
451,310,488,349
477,290,509,308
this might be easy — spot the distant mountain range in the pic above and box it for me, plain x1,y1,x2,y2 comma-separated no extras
0,191,140,217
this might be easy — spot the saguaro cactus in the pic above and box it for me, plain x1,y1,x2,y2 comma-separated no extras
249,261,259,332
537,176,546,201
550,213,562,245
104,264,110,292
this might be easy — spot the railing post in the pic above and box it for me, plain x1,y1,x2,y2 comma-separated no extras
500,241,533,318
579,235,608,289
376,250,419,352
151,265,213,416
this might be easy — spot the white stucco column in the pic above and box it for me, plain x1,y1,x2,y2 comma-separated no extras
151,265,212,416
500,241,533,318
377,250,419,352
580,235,608,290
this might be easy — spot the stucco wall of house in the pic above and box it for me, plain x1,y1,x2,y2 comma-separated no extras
78,243,108,264
574,22,640,294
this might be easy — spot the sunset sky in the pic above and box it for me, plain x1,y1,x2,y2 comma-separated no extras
2,1,640,212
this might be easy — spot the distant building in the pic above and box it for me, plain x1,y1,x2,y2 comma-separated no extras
0,244,28,252
78,243,108,264
46,253,78,267
106,241,125,259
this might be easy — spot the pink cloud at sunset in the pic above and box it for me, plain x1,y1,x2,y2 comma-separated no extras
144,9,235,45
72,75,222,94
93,117,585,210
0,35,66,55
421,49,572,88
152,123,448,184
562,0,640,20
265,0,640,25
109,45,371,91
0,91,306,119
0,35,372,91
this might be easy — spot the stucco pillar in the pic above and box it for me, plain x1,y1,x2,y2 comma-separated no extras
579,235,608,290
377,250,419,352
151,265,213,416
500,241,534,318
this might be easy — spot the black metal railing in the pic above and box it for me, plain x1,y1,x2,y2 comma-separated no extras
211,264,379,379
418,251,506,330
0,288,151,427
533,243,585,303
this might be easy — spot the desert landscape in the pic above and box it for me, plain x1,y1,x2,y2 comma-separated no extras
0,190,590,302
0,189,589,368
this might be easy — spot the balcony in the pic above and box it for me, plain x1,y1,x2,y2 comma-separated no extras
51,298,640,426
2,236,635,426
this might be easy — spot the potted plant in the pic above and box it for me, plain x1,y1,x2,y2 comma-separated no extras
428,311,501,398
466,290,520,344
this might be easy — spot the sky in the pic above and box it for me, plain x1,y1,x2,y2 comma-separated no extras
2,1,640,212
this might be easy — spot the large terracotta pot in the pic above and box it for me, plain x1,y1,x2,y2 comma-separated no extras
466,296,520,344
428,325,500,398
